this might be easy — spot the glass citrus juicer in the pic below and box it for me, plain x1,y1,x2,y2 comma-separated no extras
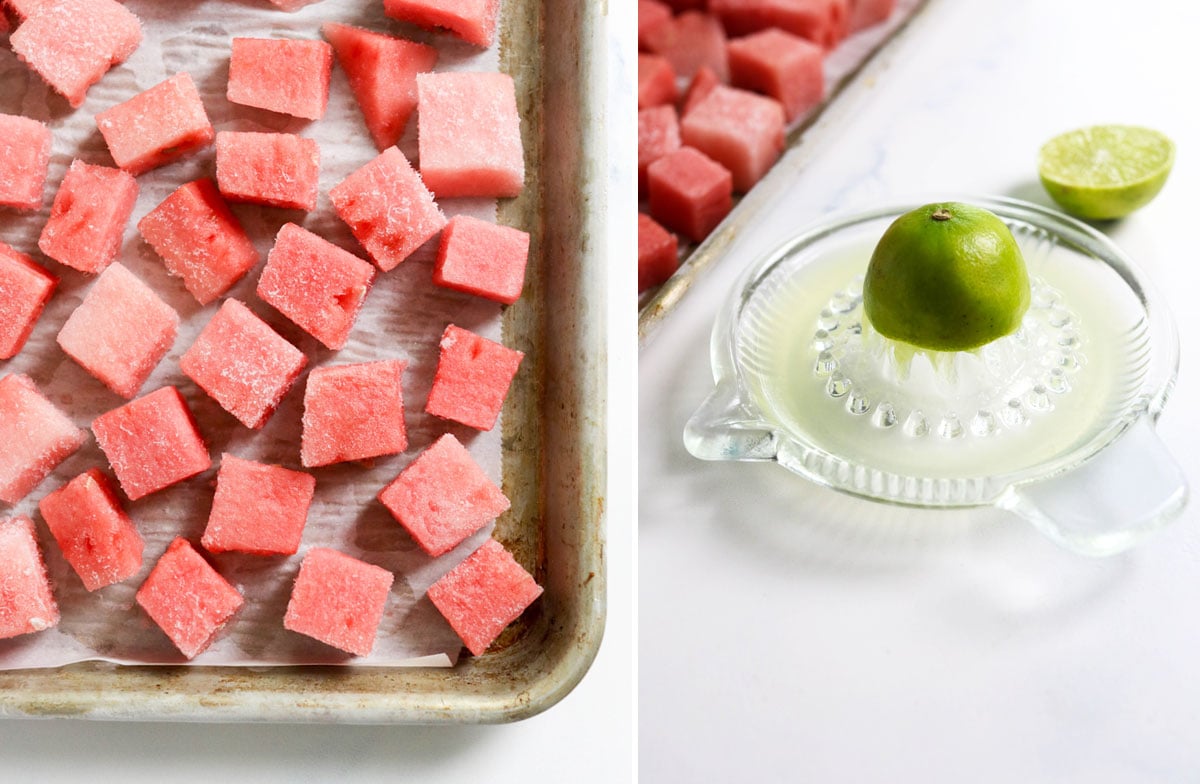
684,196,1187,556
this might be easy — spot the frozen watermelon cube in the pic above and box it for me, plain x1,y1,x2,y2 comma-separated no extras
378,433,509,557
328,147,446,272
95,72,213,175
227,37,333,121
180,299,307,429
38,159,138,274
850,0,895,31
283,547,394,656
135,537,243,659
38,469,143,591
201,455,315,556
425,324,523,432
215,131,321,212
728,28,824,121
300,359,408,468
57,263,179,399
92,386,211,501
432,215,530,305
638,0,672,50
638,105,681,195
382,0,499,48
416,71,524,198
256,223,375,350
427,538,542,657
0,516,59,639
322,22,438,152
0,241,57,360
641,10,729,82
9,0,142,108
681,65,720,117
0,374,87,504
646,145,733,242
681,84,785,192
0,113,51,210
638,213,679,292
637,53,677,110
137,179,258,305
710,0,849,48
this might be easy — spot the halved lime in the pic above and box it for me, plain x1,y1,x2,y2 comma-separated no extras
1038,125,1174,220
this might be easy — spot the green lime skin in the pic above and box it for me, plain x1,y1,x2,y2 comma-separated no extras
862,202,1031,352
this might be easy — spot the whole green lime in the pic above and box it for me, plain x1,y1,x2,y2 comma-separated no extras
863,202,1031,352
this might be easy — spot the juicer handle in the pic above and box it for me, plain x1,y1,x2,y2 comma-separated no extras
684,379,779,461
1003,418,1188,556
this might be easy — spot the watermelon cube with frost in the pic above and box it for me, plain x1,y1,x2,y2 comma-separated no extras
301,360,408,468
378,433,509,557
322,23,438,152
0,517,59,639
0,241,56,360
9,0,141,108
257,223,375,351
637,53,677,109
38,160,138,274
95,72,214,175
638,213,679,292
638,105,681,195
682,84,785,192
284,548,393,656
383,0,499,48
38,469,143,591
0,374,87,504
92,387,211,501
433,215,530,304
227,37,333,121
135,538,242,659
216,131,321,212
647,146,733,242
709,0,849,48
682,66,720,117
425,324,523,432
138,179,258,305
0,114,51,210
850,0,895,31
728,28,824,121
329,147,445,272
180,299,307,430
642,10,729,82
57,263,179,400
638,0,672,50
201,455,315,556
416,71,524,198
427,538,542,656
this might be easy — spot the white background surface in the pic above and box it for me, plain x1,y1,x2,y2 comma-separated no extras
641,0,1200,781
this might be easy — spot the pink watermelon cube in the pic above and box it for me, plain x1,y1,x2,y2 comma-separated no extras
57,262,180,399
9,0,142,108
681,84,785,192
300,359,408,468
283,547,394,656
0,374,87,504
95,72,213,175
0,113,51,210
432,215,530,305
426,538,542,657
378,433,509,557
425,324,523,432
135,537,243,659
637,53,677,109
850,0,895,31
681,65,720,117
180,299,307,430
638,0,672,50
0,516,59,639
256,223,375,351
638,105,681,195
227,37,333,121
416,71,524,198
382,0,499,48
201,455,315,556
137,179,258,305
38,469,143,591
641,10,730,82
215,131,321,212
638,213,679,292
329,147,446,272
322,22,438,152
710,0,849,48
0,241,57,360
728,28,824,121
92,386,211,501
38,159,138,274
646,145,733,242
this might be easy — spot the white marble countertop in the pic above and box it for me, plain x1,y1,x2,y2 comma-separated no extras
640,0,1200,780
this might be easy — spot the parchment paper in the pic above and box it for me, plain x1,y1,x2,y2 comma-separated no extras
0,0,521,667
